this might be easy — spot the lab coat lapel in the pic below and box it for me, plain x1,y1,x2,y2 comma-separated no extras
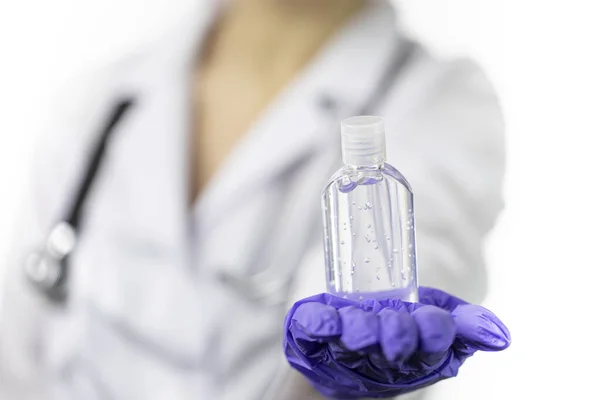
91,0,219,247
70,0,219,360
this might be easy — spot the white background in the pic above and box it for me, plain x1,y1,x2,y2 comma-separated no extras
1,0,599,398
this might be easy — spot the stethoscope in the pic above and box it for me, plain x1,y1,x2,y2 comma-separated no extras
24,39,418,314
23,100,135,303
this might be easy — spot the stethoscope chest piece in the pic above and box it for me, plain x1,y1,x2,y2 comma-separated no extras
24,221,76,303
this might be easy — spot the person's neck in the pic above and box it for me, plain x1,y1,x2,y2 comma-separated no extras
204,0,367,72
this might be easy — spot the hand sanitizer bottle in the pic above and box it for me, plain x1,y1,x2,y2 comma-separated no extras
322,116,418,302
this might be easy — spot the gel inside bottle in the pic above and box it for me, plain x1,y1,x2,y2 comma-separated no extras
322,116,418,302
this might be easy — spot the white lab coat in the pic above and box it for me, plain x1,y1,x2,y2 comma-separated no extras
0,1,504,399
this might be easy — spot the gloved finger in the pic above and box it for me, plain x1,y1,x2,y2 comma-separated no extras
291,302,341,339
339,306,379,351
418,286,468,311
452,304,511,351
378,307,418,363
412,305,456,354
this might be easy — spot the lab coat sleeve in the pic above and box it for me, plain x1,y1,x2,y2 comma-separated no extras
0,131,79,398
384,54,505,305
0,181,51,399
0,81,113,399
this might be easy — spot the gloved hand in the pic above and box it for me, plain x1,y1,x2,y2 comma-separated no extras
283,286,510,399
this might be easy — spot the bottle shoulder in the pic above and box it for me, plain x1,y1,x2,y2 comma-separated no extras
323,163,412,194
380,163,413,191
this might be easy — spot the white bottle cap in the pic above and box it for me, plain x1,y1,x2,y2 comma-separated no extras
341,116,386,166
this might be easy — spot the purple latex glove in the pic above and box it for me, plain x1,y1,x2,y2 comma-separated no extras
283,287,510,399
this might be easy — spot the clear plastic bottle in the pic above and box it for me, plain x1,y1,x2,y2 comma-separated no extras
322,116,418,302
